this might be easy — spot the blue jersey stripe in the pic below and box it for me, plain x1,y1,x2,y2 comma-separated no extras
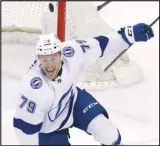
94,36,109,57
57,91,75,130
48,85,73,122
56,85,73,116
112,130,121,145
13,118,42,135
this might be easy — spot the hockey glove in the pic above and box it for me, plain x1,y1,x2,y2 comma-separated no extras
118,23,154,45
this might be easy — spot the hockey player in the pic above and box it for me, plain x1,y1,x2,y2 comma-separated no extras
13,23,154,145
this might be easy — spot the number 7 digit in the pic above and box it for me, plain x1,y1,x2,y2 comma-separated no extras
19,95,28,108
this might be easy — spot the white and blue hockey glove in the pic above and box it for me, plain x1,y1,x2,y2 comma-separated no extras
119,23,154,45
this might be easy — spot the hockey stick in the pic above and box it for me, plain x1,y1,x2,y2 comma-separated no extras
103,16,159,72
97,1,112,11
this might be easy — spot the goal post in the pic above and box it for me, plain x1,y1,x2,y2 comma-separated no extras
57,1,66,42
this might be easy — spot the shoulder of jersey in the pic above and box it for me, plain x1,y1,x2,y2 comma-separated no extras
20,60,45,92
61,40,78,58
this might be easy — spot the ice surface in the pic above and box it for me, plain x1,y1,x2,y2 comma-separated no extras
2,2,159,145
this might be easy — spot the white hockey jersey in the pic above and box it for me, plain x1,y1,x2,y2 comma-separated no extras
13,31,129,144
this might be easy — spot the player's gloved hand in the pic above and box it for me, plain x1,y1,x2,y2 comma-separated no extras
118,23,154,45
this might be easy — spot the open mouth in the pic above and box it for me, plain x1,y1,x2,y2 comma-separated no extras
46,68,55,74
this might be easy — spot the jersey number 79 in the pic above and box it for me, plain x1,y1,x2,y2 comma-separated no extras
19,95,36,114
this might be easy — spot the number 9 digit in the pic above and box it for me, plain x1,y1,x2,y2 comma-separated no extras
27,101,36,113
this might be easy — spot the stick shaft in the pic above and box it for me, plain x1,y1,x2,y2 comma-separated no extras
97,1,111,11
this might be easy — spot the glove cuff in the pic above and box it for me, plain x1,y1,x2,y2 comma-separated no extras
119,26,136,46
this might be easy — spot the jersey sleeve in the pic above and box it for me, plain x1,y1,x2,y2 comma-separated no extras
78,31,130,60
96,31,130,55
14,93,45,134
63,30,130,70
13,77,52,144
74,37,104,67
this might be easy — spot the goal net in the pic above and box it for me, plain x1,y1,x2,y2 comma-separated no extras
2,1,143,90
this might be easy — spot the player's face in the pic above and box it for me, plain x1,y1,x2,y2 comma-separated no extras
38,52,61,79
